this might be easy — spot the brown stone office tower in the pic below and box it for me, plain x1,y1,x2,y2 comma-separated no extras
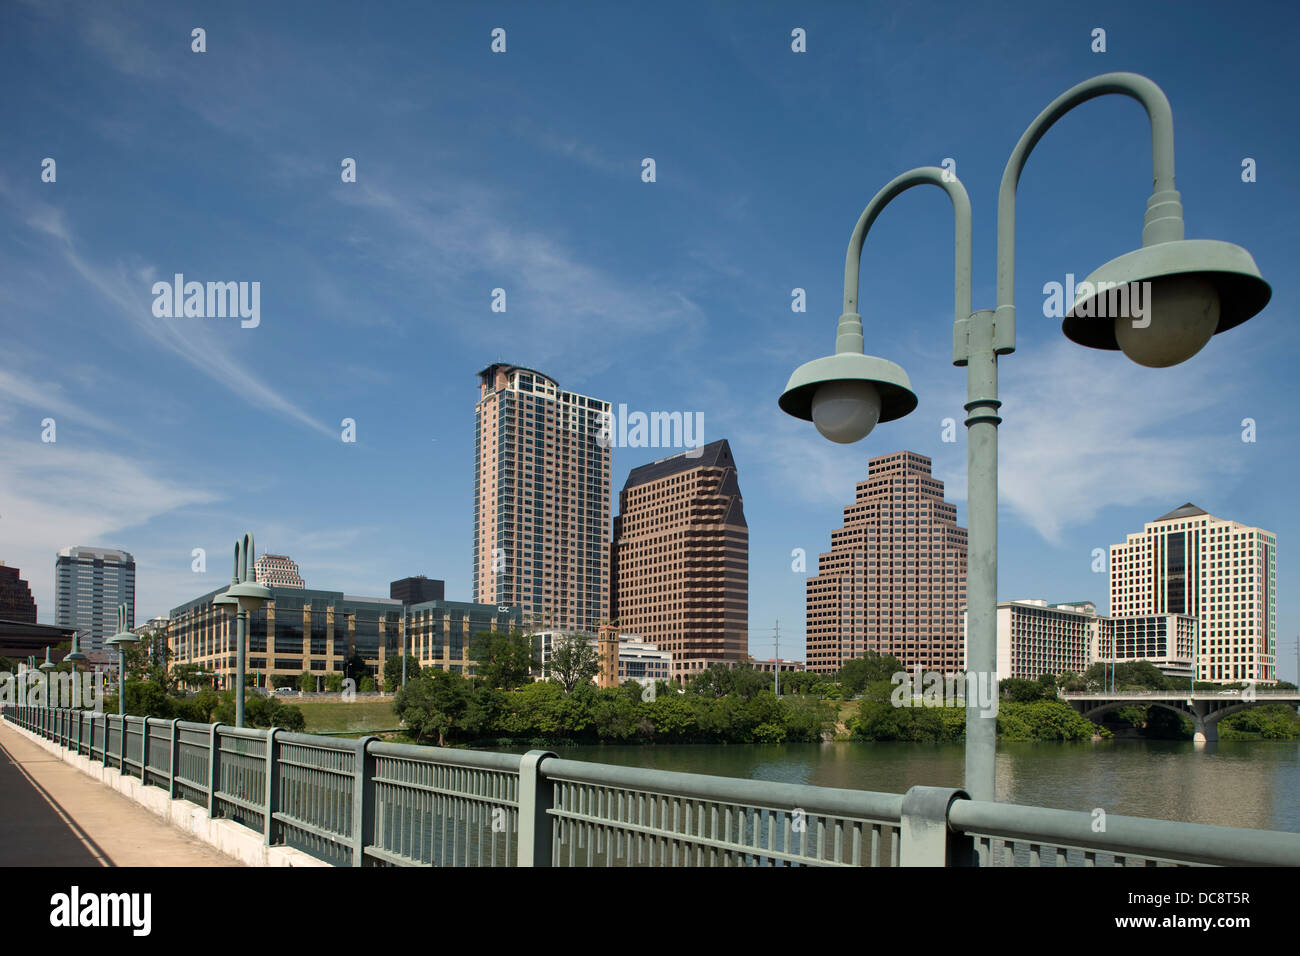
473,364,611,632
805,451,967,675
611,439,748,683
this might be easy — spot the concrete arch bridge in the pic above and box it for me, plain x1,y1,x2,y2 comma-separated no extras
1061,690,1300,744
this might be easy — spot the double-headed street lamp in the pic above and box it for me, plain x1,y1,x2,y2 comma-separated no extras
780,72,1270,802
63,631,88,708
39,647,55,706
104,604,139,717
213,533,271,728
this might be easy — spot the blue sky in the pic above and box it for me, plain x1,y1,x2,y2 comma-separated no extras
2,1,1297,681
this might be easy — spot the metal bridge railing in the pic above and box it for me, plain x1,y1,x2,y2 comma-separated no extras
4,704,1299,867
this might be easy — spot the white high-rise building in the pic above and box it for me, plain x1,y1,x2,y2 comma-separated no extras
978,600,1102,681
1109,503,1277,683
253,553,305,589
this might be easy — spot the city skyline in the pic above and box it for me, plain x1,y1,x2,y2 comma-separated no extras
1,2,1296,682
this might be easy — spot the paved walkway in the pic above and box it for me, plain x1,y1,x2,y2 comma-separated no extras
0,722,241,866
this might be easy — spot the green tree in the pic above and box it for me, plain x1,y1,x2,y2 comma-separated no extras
688,663,768,700
122,679,173,718
298,671,315,692
359,675,376,692
1083,661,1170,692
325,672,344,692
213,691,305,730
1000,677,1051,702
122,630,172,689
383,655,420,692
394,670,472,746
549,633,600,694
469,630,538,690
172,664,214,691
174,688,220,723
837,652,904,697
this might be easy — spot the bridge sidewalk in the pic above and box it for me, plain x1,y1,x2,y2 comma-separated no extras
0,722,241,867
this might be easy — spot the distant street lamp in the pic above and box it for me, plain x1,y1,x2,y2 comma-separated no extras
64,632,88,708
779,72,1269,802
213,533,271,728
104,604,139,716
39,647,55,707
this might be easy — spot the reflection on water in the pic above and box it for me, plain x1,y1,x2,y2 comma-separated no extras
518,740,1300,833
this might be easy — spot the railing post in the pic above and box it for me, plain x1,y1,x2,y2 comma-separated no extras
351,736,378,867
263,727,280,847
167,718,181,799
207,723,223,819
899,786,974,866
517,750,557,867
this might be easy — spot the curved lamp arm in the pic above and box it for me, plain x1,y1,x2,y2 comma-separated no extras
994,72,1181,352
840,166,972,354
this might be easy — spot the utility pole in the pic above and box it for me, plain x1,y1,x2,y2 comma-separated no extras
773,620,781,697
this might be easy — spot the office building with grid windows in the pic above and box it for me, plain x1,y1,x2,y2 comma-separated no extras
805,451,967,675
1109,503,1277,683
610,439,748,682
54,546,135,653
169,586,403,688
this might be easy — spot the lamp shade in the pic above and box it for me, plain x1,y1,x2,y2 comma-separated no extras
779,352,918,424
1063,238,1270,352
227,580,272,613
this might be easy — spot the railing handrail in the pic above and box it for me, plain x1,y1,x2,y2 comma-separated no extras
538,755,905,823
949,798,1300,867
216,725,269,741
369,739,524,773
1062,689,1300,697
276,730,365,753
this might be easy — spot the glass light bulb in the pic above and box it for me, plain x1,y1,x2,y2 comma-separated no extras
1114,274,1220,368
811,380,882,444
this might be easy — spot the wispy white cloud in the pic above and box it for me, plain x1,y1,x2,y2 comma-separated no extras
0,367,124,436
0,437,220,621
921,338,1250,543
336,177,706,369
11,191,336,439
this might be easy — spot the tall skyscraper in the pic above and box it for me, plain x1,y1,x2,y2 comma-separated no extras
0,563,38,622
54,546,135,653
472,364,611,632
805,451,967,675
611,439,748,682
1109,503,1277,683
253,553,305,589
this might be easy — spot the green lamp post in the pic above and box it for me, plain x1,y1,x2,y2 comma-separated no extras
39,647,56,708
779,72,1269,802
214,533,272,728
104,604,139,717
64,632,88,709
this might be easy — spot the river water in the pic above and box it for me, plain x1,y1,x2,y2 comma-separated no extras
519,740,1300,833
